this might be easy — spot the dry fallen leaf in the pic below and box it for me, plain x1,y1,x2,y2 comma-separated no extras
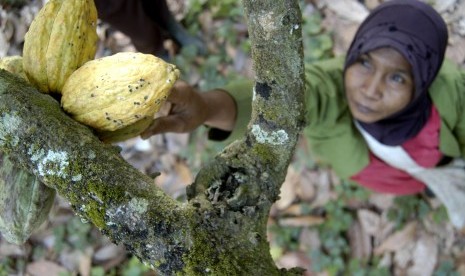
407,231,438,276
280,204,305,217
374,213,396,247
93,243,124,263
78,248,93,276
364,0,383,10
279,216,324,227
434,0,457,13
26,260,69,276
446,36,465,66
309,169,335,208
394,240,416,269
348,221,372,259
298,227,321,252
458,263,465,276
276,251,312,275
0,241,27,258
296,169,317,201
369,193,395,211
378,253,392,269
59,247,93,275
321,9,359,56
0,30,9,57
358,209,381,236
275,166,300,210
321,0,369,22
374,222,417,255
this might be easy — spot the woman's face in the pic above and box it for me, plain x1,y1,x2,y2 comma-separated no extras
344,47,414,123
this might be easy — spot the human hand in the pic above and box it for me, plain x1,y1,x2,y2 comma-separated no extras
140,81,208,139
140,80,237,139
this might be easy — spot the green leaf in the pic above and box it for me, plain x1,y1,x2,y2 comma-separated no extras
122,256,150,276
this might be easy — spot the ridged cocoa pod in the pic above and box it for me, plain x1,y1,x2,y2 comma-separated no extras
61,52,180,135
22,0,98,94
96,116,154,143
0,56,27,80
0,153,56,244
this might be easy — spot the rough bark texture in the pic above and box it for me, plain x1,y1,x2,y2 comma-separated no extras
0,0,305,274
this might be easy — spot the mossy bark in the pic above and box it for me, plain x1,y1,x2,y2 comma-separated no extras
0,0,305,275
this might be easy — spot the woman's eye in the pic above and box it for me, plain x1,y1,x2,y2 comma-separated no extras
359,57,370,67
391,73,405,84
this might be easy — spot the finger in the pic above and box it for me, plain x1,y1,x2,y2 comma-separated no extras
166,81,192,103
155,101,172,117
140,116,188,139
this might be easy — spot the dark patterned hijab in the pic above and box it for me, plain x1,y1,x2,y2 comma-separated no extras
344,0,448,145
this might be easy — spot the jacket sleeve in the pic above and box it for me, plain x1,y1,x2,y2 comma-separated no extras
207,79,254,143
430,60,465,159
453,70,465,158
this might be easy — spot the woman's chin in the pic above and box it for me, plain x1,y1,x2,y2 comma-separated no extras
351,112,384,123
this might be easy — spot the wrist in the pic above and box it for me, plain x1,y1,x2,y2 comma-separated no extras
201,89,237,131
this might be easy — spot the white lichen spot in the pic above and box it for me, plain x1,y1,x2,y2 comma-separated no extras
257,11,277,39
36,150,69,178
251,124,288,145
29,146,45,162
0,113,22,147
105,198,149,228
106,206,124,221
129,198,149,214
290,24,300,35
248,232,259,245
88,150,96,159
114,206,124,215
72,174,82,182
252,86,257,101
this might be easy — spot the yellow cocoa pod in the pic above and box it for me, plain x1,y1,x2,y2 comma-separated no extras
61,52,180,132
96,116,154,143
22,0,98,94
0,56,27,80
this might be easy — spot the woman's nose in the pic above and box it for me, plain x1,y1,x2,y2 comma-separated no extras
362,75,383,100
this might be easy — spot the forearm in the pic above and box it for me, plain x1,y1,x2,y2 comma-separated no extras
201,89,237,131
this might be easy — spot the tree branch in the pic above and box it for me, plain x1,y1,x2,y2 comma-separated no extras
0,71,193,273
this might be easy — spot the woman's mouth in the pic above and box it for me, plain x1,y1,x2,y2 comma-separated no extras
354,101,376,114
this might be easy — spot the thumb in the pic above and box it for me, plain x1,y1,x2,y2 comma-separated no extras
140,116,187,139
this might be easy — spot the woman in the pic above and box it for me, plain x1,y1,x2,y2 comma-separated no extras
140,0,465,228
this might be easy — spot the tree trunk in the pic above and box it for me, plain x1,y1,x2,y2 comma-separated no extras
0,0,305,274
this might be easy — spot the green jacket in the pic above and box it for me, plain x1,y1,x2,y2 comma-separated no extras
224,56,465,179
